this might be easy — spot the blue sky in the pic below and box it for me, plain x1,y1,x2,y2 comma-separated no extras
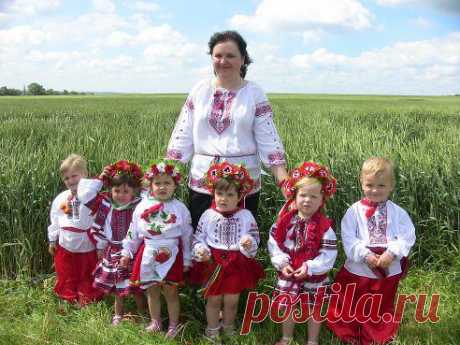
1,0,459,94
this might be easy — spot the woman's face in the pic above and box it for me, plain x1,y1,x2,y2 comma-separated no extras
211,40,244,81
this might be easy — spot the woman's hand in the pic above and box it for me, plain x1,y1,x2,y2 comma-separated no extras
271,165,289,200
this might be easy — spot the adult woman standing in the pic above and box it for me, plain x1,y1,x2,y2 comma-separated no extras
166,30,288,228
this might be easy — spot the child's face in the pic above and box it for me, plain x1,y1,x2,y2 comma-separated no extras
111,184,135,206
295,182,323,219
361,173,394,203
62,168,86,194
214,186,240,213
150,174,176,201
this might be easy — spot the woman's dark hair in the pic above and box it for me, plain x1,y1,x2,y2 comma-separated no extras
111,173,141,189
208,30,253,78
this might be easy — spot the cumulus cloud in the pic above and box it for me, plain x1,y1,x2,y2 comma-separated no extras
132,1,159,12
93,0,116,13
229,0,374,33
376,0,460,13
1,0,61,16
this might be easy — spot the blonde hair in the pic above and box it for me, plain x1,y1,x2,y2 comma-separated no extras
59,154,88,176
294,176,322,196
360,157,395,185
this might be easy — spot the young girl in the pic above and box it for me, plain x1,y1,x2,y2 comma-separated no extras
327,157,416,345
77,160,146,325
191,162,265,340
269,161,338,345
47,154,103,305
119,160,192,337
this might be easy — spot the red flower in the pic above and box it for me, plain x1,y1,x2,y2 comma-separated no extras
141,203,163,221
165,214,177,224
155,249,171,263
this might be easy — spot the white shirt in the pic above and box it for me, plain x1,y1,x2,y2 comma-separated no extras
48,190,95,253
166,79,286,194
341,200,416,278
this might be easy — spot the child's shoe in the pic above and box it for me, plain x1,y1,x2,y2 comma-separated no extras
165,322,184,338
204,325,222,344
111,314,123,326
145,319,162,333
222,323,236,337
274,337,293,345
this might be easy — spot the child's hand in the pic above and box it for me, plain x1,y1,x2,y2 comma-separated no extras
183,266,190,273
48,244,56,256
377,251,395,269
99,166,112,180
196,248,211,262
293,263,308,279
240,236,252,251
119,256,130,269
281,264,295,278
365,253,380,268
96,249,104,260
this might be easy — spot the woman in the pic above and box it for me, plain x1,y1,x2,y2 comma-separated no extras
166,30,288,228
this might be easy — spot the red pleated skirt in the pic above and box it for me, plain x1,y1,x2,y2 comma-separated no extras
54,245,104,305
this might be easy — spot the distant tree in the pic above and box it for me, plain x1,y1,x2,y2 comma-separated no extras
27,82,46,95
0,86,22,96
63,89,69,95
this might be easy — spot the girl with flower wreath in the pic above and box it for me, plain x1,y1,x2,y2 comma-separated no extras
77,160,146,325
190,161,265,341
268,161,338,345
119,159,193,338
47,154,104,305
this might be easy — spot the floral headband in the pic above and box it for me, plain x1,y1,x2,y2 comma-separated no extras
102,160,143,187
205,161,255,196
284,161,337,200
144,159,182,184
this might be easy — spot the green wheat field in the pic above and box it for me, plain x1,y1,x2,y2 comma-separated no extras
0,94,459,344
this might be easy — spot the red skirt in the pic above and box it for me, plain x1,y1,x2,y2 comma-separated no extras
189,248,265,297
54,245,104,305
327,267,402,345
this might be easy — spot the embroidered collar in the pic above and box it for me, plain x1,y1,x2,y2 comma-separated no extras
360,198,387,219
111,197,141,211
211,202,240,218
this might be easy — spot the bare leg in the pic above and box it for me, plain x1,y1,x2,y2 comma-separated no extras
306,317,321,344
146,285,162,326
114,295,124,316
222,293,240,334
162,284,180,325
206,295,223,330
134,292,147,316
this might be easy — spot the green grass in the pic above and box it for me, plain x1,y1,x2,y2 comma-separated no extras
0,267,458,345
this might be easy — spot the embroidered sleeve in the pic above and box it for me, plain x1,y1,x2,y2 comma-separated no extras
48,196,61,243
386,207,416,259
341,206,372,263
239,212,259,258
306,228,338,275
252,87,286,168
192,211,211,260
90,201,111,250
121,208,143,259
180,206,193,267
166,95,194,163
77,178,103,206
268,223,290,271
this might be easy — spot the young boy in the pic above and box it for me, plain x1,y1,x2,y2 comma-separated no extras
48,154,103,305
327,157,416,345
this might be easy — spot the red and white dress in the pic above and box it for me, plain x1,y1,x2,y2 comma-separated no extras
121,195,193,289
77,178,141,296
327,199,416,345
166,79,286,195
47,189,103,304
190,207,265,297
268,210,337,307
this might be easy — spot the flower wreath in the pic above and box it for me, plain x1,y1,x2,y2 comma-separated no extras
205,161,255,196
283,161,337,200
101,160,143,187
144,159,182,184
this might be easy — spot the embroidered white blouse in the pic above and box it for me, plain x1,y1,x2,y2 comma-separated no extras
47,190,95,253
341,200,416,278
166,79,286,194
192,208,260,259
268,216,338,276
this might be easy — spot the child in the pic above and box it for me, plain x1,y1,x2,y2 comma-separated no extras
47,153,103,305
191,161,265,340
119,160,192,338
269,161,338,345
327,157,416,345
77,160,146,325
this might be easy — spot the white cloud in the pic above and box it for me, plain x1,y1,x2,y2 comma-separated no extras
0,26,48,46
376,0,460,13
93,0,116,13
229,0,374,33
132,1,159,12
409,16,432,29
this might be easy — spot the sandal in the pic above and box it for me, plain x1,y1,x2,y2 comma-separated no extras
165,322,184,338
111,314,123,326
275,337,293,345
145,319,162,332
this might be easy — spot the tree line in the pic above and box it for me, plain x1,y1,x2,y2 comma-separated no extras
0,83,93,96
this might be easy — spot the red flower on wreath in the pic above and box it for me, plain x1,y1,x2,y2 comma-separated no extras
204,161,255,197
102,160,143,187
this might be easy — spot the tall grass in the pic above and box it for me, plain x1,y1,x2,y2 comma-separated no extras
0,94,459,277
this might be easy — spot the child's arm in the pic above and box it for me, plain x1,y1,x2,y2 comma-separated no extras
299,228,338,278
341,207,372,263
47,196,61,256
239,212,259,258
192,212,211,262
386,207,416,259
77,177,103,207
267,224,291,271
120,211,143,260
